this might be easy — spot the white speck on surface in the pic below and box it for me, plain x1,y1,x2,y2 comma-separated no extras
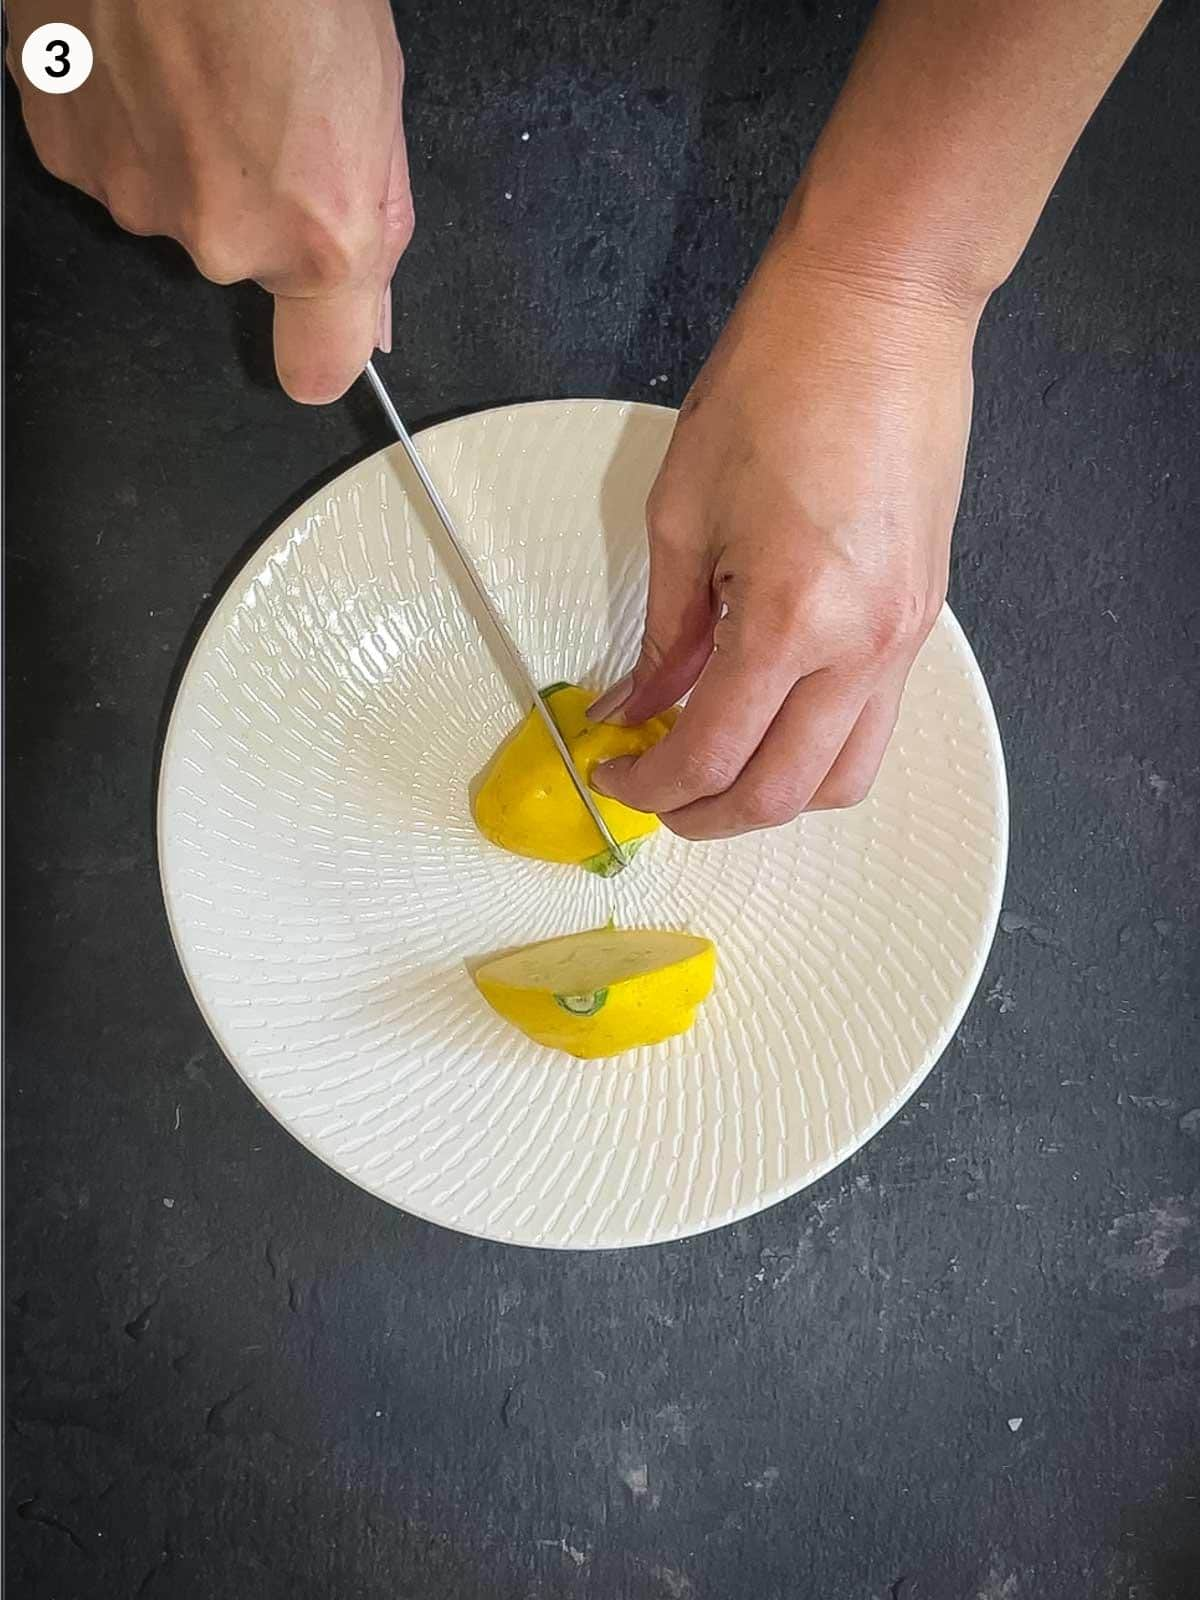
162,1197,175,1209
1148,772,1170,798
173,1104,181,1132
999,908,1056,944
1106,1198,1193,1280
375,1409,382,1417
650,1566,695,1598
504,191,512,201
1007,1417,1023,1432
974,1565,1020,1600
521,130,530,141
654,1402,692,1444
537,1538,588,1568
986,979,1016,1014
658,373,668,382
616,1423,659,1504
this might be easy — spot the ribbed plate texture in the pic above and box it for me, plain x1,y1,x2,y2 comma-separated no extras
159,400,1007,1248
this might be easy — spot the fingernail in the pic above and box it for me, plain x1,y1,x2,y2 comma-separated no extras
587,675,634,724
590,759,621,796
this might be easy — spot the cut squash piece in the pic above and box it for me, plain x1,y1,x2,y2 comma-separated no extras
471,684,676,872
474,927,716,1059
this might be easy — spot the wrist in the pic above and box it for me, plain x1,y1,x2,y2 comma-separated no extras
725,223,980,390
774,168,1006,327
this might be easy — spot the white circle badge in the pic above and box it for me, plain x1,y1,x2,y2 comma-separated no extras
21,23,94,94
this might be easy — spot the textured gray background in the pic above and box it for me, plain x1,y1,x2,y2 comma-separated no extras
6,2,1198,1596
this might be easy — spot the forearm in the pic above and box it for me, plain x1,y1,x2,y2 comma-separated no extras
781,0,1161,312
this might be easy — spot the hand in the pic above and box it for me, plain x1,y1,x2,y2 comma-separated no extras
6,0,413,402
589,244,980,839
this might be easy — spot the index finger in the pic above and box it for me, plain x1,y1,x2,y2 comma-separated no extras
591,638,797,815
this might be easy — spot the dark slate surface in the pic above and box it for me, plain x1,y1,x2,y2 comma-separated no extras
6,3,1199,1596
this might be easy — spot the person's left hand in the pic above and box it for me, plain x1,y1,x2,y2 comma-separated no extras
587,244,981,840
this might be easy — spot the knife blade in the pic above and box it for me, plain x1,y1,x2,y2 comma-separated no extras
362,360,628,873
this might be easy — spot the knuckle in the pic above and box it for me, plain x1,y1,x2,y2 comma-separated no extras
632,634,667,677
109,203,156,238
863,587,934,657
301,211,378,289
814,774,873,812
715,607,798,675
723,565,943,673
29,127,90,194
110,207,144,236
720,571,825,665
645,501,690,554
187,225,250,286
387,196,415,254
759,577,811,637
644,473,699,553
735,783,801,831
36,140,73,186
104,169,157,237
674,750,737,800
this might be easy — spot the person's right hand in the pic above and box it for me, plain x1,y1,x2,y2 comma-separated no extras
6,0,413,402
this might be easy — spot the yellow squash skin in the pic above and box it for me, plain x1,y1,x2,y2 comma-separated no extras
474,928,717,1060
471,684,676,873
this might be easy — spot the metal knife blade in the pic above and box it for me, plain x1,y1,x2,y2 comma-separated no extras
363,360,628,873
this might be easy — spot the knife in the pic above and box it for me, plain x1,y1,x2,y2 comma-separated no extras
362,360,629,874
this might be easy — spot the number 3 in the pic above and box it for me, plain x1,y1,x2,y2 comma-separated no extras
21,22,94,93
44,38,72,77
44,38,71,78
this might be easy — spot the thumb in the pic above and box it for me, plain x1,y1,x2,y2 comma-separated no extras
273,283,381,405
589,534,715,725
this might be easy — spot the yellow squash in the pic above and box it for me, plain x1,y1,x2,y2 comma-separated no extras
474,927,717,1060
471,683,676,875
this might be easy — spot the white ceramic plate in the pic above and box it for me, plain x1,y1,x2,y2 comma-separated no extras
159,400,1007,1249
